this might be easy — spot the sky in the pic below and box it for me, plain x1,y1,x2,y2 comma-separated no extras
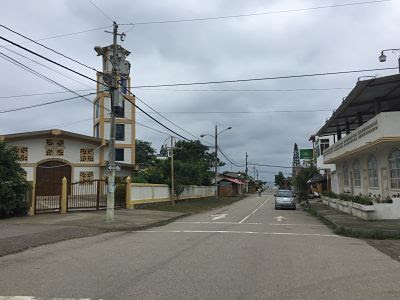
0,0,399,183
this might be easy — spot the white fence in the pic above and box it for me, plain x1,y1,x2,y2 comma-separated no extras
129,183,214,206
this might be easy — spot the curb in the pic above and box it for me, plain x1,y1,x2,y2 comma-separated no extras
308,204,400,240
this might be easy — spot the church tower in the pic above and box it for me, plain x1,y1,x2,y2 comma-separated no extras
93,44,136,175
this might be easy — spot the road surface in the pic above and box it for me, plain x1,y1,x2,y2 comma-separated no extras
1,191,400,299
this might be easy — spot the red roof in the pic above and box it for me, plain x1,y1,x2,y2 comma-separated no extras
224,177,245,185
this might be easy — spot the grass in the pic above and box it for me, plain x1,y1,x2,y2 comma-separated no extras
141,196,245,214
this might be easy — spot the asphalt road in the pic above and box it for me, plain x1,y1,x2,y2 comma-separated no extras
1,191,400,299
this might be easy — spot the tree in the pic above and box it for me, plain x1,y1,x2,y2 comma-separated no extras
136,139,157,169
0,142,30,217
294,162,318,200
274,172,286,189
292,143,301,177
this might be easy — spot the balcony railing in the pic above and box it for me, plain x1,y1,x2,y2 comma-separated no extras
323,111,400,163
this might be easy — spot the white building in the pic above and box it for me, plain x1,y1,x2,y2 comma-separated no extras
0,43,136,192
317,74,400,201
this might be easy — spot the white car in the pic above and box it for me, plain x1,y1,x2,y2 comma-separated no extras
275,190,296,210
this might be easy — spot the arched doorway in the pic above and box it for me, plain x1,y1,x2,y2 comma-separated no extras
35,160,71,213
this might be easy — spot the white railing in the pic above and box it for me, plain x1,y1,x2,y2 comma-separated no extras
129,183,214,205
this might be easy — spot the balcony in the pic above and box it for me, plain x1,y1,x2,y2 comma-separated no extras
323,111,400,163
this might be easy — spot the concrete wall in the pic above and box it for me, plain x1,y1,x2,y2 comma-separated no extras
128,183,214,206
335,142,400,199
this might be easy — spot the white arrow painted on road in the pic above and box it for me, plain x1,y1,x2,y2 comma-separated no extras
211,214,227,221
274,216,286,222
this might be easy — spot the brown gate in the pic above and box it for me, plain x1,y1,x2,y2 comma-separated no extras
68,180,108,211
35,161,71,214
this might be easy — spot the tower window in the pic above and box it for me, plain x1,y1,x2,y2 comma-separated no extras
116,124,125,141
115,100,125,118
115,148,124,161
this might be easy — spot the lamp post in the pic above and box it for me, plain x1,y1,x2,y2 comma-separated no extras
379,48,400,73
201,126,232,199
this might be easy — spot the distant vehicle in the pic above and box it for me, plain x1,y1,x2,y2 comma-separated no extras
274,189,296,210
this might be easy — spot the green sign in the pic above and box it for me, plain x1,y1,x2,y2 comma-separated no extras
299,149,313,160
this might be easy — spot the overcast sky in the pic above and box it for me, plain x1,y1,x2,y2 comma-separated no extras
1,0,399,182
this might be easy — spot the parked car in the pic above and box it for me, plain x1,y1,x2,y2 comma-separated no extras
274,189,296,210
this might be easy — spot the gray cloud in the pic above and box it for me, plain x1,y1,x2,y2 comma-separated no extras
1,0,399,181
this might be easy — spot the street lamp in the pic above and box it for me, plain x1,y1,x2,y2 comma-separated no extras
201,126,232,199
379,48,400,73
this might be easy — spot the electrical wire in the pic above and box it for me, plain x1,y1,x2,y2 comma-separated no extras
87,0,114,22
0,89,96,99
120,0,391,26
136,87,352,92
136,109,333,114
131,66,399,88
0,50,109,111
0,34,108,88
0,24,100,72
0,92,97,113
217,146,246,167
122,94,191,141
134,94,212,145
1,46,95,89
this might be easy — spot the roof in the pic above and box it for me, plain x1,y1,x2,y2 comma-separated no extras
221,177,245,185
0,129,105,145
317,74,400,136
307,174,327,184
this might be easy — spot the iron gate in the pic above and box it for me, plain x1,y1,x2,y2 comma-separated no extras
68,180,107,211
35,180,62,213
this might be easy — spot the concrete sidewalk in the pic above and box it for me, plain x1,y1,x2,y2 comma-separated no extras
310,200,400,238
0,209,187,257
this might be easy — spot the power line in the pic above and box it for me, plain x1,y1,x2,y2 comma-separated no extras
248,163,294,169
217,146,246,167
0,89,95,99
136,121,175,137
0,25,110,47
87,0,114,22
1,46,95,89
0,50,109,111
120,0,391,26
0,92,97,113
122,94,191,141
0,34,108,88
135,94,212,145
132,66,398,89
137,87,352,92
0,24,99,72
136,109,333,114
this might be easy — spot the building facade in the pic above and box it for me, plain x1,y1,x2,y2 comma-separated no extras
317,74,400,202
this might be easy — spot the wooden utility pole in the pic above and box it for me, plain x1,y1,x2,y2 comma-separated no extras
170,136,175,206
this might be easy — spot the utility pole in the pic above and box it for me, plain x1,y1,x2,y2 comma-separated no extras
215,125,218,200
253,166,256,179
245,152,248,177
106,22,119,223
170,136,175,207
256,169,259,180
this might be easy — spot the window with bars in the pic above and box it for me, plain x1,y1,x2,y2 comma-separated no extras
343,163,349,187
353,160,361,187
15,146,28,161
45,139,64,156
368,155,379,188
389,150,400,189
80,148,94,162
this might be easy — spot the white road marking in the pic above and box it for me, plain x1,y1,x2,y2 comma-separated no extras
274,216,286,222
238,198,268,224
268,223,325,227
176,221,262,225
210,213,227,221
142,230,339,238
0,297,94,300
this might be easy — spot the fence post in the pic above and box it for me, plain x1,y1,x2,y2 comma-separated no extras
29,182,35,216
125,176,133,209
60,177,67,214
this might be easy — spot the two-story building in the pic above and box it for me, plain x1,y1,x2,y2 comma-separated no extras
317,74,400,201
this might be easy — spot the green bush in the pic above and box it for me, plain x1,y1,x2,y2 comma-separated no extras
0,142,30,217
322,190,373,205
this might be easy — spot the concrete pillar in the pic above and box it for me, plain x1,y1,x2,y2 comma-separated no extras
29,183,35,216
60,177,67,214
125,176,133,209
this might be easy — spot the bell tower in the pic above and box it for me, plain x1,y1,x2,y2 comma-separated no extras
92,44,136,171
